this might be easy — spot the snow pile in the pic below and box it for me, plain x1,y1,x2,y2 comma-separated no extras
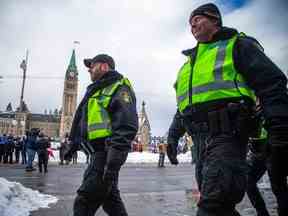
0,177,58,216
48,150,192,164
126,151,192,163
126,152,160,163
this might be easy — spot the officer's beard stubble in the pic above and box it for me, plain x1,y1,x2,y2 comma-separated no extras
90,67,106,82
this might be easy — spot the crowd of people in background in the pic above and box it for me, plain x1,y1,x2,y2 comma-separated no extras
0,133,26,165
0,129,81,173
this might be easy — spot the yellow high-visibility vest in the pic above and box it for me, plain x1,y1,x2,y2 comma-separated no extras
87,78,133,141
176,34,256,113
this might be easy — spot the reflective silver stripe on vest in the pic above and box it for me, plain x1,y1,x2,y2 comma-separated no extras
177,81,248,103
177,92,188,103
88,105,111,132
192,81,248,94
88,122,111,131
177,39,240,104
212,40,229,81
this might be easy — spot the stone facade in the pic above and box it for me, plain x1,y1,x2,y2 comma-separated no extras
133,101,151,151
0,49,77,138
0,50,152,144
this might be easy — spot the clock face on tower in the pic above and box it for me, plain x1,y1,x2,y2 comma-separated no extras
69,71,75,78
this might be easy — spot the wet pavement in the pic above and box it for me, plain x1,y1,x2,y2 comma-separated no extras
0,163,278,216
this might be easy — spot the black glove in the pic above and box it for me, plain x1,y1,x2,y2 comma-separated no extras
167,142,179,165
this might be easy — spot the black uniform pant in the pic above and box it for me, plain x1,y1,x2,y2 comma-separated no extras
185,107,251,216
247,157,271,216
74,152,127,216
195,134,247,216
270,147,288,216
190,130,209,190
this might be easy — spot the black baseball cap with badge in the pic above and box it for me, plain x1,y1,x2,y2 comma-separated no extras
189,3,223,26
84,54,115,70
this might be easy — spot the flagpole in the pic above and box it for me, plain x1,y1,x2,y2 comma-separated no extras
20,50,28,111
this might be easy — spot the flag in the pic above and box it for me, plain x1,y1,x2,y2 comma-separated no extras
20,60,26,70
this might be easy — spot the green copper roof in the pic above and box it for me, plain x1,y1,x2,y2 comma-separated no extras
68,49,77,71
66,49,78,78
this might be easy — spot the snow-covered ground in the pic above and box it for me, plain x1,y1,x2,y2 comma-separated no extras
0,177,57,216
48,150,193,164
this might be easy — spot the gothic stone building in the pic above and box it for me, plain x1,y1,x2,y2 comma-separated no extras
133,101,151,151
0,51,152,147
0,49,78,138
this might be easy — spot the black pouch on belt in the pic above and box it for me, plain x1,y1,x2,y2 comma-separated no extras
208,108,231,136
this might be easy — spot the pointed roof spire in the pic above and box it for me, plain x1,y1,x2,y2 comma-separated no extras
139,100,151,131
68,49,77,71
66,49,78,79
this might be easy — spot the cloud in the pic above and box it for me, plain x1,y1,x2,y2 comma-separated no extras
0,0,287,135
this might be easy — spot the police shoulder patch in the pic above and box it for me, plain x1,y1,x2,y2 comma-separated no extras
120,90,132,104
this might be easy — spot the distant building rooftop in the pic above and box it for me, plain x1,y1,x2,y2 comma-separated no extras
30,113,60,123
0,112,16,119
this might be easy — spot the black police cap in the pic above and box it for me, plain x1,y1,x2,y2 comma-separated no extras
84,54,115,70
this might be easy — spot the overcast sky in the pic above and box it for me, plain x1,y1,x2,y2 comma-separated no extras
0,0,287,135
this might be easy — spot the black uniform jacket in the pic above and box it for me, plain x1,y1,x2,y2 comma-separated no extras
181,27,288,121
69,71,138,153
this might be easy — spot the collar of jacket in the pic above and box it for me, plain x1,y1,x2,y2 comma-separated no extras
182,27,239,56
85,70,123,98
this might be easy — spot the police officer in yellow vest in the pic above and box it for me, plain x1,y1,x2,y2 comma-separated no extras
64,54,138,216
168,3,288,216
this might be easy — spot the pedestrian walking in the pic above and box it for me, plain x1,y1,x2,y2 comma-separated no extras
0,134,7,163
6,134,14,164
26,129,39,171
64,54,138,216
158,143,166,168
37,133,50,173
59,135,69,165
14,137,22,163
21,136,27,165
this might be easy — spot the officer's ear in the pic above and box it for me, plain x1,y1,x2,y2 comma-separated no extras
100,63,110,72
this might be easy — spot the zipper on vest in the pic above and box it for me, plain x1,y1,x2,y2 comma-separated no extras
188,47,198,106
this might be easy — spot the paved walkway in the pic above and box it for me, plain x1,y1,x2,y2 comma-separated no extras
0,163,278,216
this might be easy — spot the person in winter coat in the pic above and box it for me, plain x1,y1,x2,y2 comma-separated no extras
14,137,22,163
37,133,51,173
5,134,14,164
26,128,40,171
0,134,7,163
64,54,138,216
59,137,69,165
21,136,27,164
